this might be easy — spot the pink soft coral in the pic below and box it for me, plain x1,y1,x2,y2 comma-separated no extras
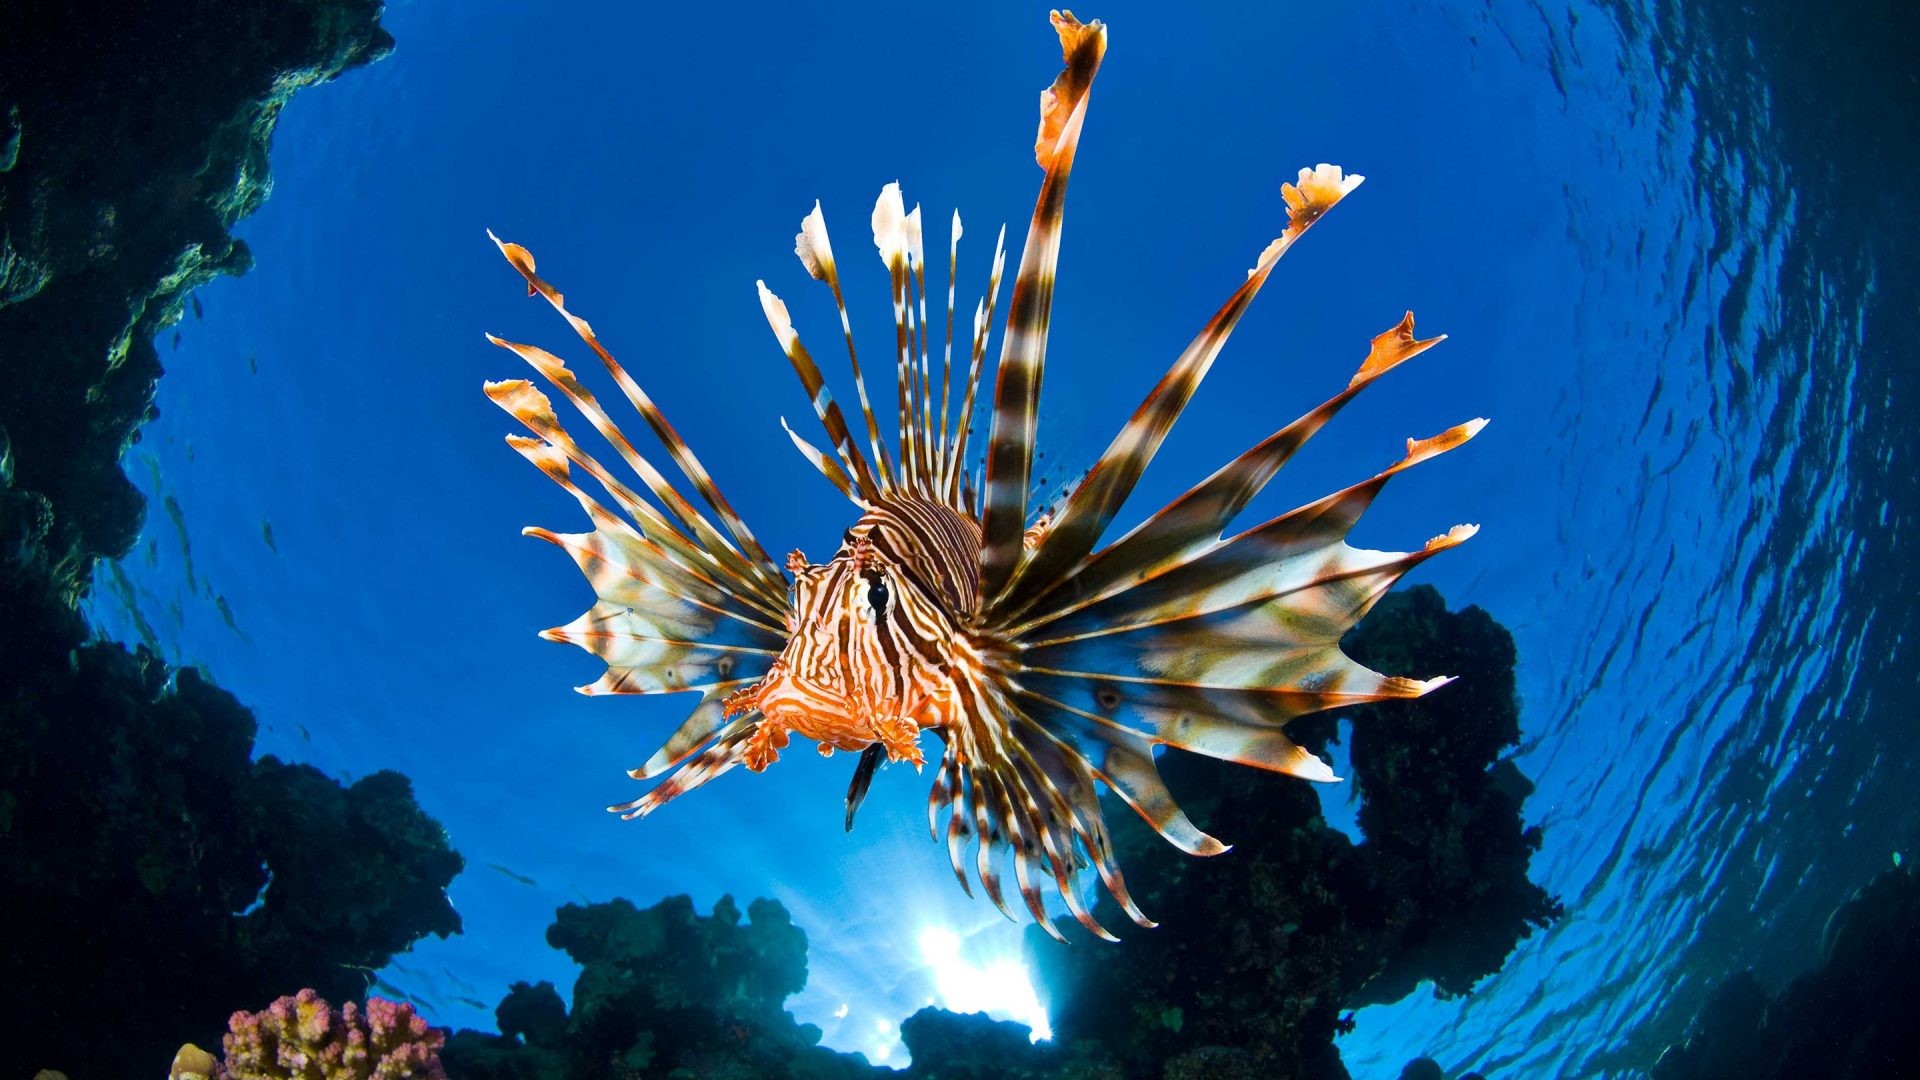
219,988,446,1080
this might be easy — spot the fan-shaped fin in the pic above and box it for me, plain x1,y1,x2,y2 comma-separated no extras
630,683,757,780
527,525,785,652
487,340,782,609
488,394,786,627
1016,671,1354,780
545,601,779,696
1029,522,1479,655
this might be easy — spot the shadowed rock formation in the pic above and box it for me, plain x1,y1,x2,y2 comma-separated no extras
0,569,464,1076
0,0,392,604
444,895,879,1080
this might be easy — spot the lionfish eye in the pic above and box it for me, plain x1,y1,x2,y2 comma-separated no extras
865,575,889,620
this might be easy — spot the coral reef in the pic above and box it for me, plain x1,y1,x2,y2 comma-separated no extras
444,894,878,1080
0,0,391,604
446,589,1554,1080
218,989,447,1080
1651,864,1920,1079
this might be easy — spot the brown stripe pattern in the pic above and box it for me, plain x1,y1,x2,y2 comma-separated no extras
482,9,1487,941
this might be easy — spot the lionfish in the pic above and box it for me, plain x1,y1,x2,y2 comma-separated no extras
482,11,1482,941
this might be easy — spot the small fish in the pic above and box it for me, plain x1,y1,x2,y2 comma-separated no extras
441,968,481,994
454,996,489,1011
171,330,181,351
191,294,203,320
298,723,312,743
106,561,162,653
136,451,163,493
371,977,414,1004
184,442,195,464
484,11,1481,941
261,518,277,553
214,594,242,636
246,351,258,374
486,863,538,887
163,472,198,602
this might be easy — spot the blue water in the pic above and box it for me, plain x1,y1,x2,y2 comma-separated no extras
91,0,1914,1074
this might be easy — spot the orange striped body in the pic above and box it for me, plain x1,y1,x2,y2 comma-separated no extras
733,497,979,770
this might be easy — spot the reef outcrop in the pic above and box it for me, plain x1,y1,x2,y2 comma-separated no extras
0,0,392,604
443,895,879,1080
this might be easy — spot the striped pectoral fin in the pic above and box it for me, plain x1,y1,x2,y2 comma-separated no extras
518,504,789,646
486,380,787,625
1016,671,1350,782
1017,418,1487,641
977,12,1108,598
1021,541,1474,706
543,600,778,696
486,338,780,606
1012,686,1225,857
609,715,757,820
630,682,757,780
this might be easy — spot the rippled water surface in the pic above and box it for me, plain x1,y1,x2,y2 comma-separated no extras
92,1,1916,1073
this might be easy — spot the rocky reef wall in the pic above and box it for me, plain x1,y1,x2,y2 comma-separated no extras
0,3,469,1077
0,0,392,604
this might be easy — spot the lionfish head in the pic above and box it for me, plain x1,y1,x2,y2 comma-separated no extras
731,504,975,774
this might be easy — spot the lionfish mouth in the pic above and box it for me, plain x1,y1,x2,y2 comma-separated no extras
483,9,1484,942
